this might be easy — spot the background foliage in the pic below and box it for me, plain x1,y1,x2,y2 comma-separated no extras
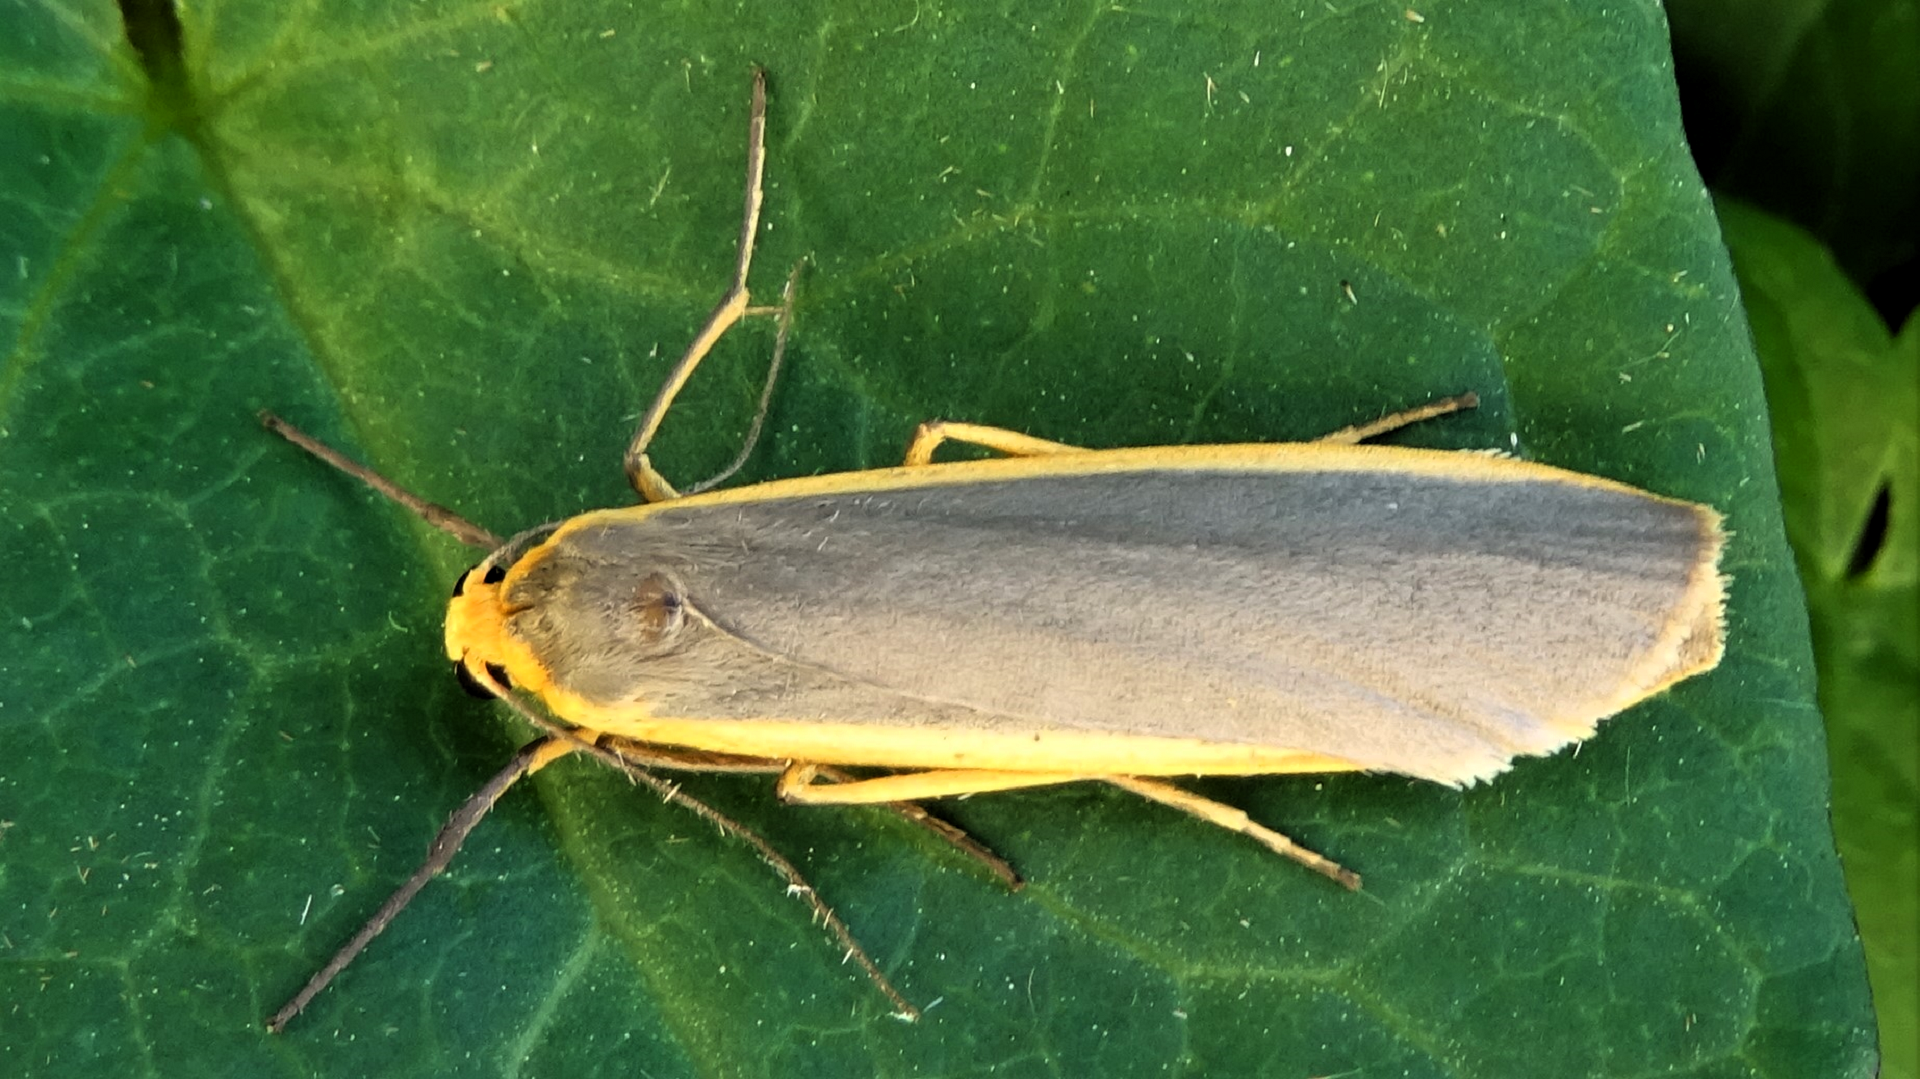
1,1,1881,1076
1670,0,1920,1074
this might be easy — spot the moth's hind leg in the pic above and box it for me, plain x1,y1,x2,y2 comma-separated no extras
1310,391,1479,445
1104,776,1359,889
903,390,1482,464
778,764,1359,889
778,763,1090,802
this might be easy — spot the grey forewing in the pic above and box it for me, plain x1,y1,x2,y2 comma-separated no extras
504,466,1709,783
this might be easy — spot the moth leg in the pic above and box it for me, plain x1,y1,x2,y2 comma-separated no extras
597,736,788,773
902,422,1085,467
565,739,922,1020
681,258,804,496
779,762,1091,802
836,778,1024,891
465,710,924,1019
595,741,1020,888
779,765,1359,890
625,67,778,502
1104,776,1359,889
1310,391,1479,445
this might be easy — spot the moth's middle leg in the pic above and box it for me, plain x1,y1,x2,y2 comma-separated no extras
901,422,1085,466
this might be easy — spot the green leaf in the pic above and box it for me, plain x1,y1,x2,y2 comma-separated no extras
1,3,1876,1076
1719,196,1919,1079
1666,0,1920,286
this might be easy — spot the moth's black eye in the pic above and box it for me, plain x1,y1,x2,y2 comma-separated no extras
485,662,513,689
454,661,490,698
455,564,508,595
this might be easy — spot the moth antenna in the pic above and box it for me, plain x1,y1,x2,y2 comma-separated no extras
260,411,501,550
265,737,572,1032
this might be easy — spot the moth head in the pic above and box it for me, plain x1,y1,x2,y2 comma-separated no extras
444,544,551,701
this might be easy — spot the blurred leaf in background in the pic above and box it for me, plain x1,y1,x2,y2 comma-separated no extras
1669,0,1920,310
1,1,1878,1076
1670,0,1920,1074
1719,198,1919,1079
